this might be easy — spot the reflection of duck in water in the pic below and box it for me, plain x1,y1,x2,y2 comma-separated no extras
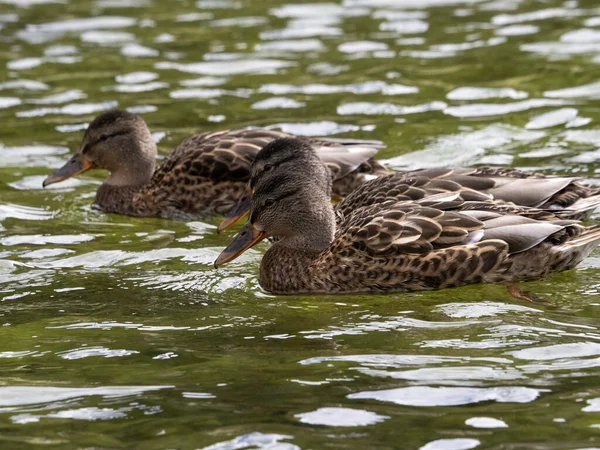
215,138,600,296
43,109,386,220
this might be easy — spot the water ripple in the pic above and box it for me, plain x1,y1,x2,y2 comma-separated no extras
348,386,542,406
295,407,389,426
155,59,294,75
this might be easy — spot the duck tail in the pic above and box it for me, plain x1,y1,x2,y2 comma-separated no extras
565,224,600,249
565,195,600,216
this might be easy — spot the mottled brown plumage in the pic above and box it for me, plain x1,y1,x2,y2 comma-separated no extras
215,138,600,295
397,167,600,219
336,171,600,222
218,159,600,232
43,110,386,220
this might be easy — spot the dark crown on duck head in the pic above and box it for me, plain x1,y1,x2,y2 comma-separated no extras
250,137,332,195
85,109,141,134
87,109,138,130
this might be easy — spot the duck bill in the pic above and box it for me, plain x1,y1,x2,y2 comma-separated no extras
214,222,268,268
217,196,251,233
43,153,96,187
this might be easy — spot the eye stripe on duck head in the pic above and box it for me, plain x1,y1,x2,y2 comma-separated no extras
252,171,305,203
249,186,301,224
81,129,131,154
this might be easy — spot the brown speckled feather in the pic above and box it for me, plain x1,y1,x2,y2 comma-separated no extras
261,192,600,294
399,167,600,217
340,171,600,221
101,128,385,219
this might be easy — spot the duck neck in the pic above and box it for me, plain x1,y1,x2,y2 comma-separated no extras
95,183,147,216
259,201,336,294
105,149,156,187
95,137,157,215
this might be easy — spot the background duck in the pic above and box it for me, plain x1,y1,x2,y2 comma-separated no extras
42,109,387,220
215,138,600,296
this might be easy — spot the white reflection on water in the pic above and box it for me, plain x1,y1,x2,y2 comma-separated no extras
510,342,600,360
82,30,135,45
0,144,69,167
28,89,87,104
57,346,140,359
0,385,172,408
155,59,294,76
338,40,388,53
12,407,130,424
446,87,527,100
545,81,600,99
300,354,512,367
343,0,488,7
444,99,567,118
0,79,49,90
583,398,600,412
111,82,169,93
251,97,305,110
420,438,480,450
260,80,418,95
525,108,579,130
27,16,136,33
115,71,158,84
256,39,325,53
384,124,544,170
16,100,118,118
0,204,55,222
491,7,590,25
348,386,542,406
465,417,508,428
0,97,21,108
338,101,446,115
357,365,524,383
0,234,95,246
300,315,487,340
495,24,539,36
121,43,159,57
199,432,299,450
265,121,360,136
435,302,540,319
295,407,389,426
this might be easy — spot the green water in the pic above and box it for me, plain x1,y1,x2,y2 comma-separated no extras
1,0,600,448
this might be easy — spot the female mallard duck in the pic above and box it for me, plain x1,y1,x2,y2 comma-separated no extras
218,163,600,231
214,138,600,295
42,109,386,220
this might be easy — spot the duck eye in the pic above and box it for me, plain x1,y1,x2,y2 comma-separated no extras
264,198,275,207
263,164,273,172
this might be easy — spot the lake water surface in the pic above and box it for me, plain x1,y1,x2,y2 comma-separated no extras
1,0,600,448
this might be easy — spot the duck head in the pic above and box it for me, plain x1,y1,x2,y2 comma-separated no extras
43,109,157,188
215,137,335,267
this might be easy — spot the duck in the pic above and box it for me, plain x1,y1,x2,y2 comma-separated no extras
218,163,600,231
214,137,600,296
42,109,387,220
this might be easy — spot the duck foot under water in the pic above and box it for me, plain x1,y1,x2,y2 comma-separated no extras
506,283,547,303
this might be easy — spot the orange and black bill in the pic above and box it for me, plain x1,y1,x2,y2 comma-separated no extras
43,153,96,187
217,196,251,233
214,222,268,268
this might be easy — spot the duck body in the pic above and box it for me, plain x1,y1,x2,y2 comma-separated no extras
258,200,599,294
43,110,386,220
215,138,600,295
